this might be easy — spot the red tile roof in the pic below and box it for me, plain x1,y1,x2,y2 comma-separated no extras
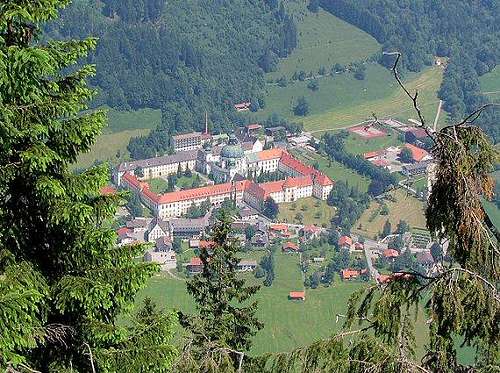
289,291,306,300
189,257,203,266
372,159,390,167
280,151,333,186
283,241,300,251
270,224,288,232
257,148,283,161
383,249,399,258
157,180,249,204
259,180,286,197
246,123,262,130
116,227,131,237
314,173,334,186
234,102,251,110
101,185,117,195
199,240,215,250
363,150,384,159
338,236,352,247
283,175,313,189
404,143,429,162
303,224,321,234
406,127,428,139
342,269,360,279
378,274,392,284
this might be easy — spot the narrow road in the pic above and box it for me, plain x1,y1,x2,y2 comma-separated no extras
363,244,379,281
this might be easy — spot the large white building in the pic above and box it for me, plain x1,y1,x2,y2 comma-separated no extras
121,148,334,219
113,150,198,185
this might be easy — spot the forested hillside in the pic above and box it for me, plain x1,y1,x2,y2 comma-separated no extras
320,0,500,142
46,0,297,158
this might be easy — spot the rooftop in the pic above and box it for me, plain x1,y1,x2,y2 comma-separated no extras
172,132,202,141
118,150,198,172
404,143,430,162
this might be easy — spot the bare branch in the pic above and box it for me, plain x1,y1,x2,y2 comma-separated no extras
83,343,96,373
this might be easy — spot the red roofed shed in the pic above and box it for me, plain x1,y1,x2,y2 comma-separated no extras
289,291,305,301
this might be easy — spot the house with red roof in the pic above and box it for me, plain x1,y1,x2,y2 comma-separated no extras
302,224,322,240
341,269,360,280
403,143,432,163
338,236,353,250
234,102,251,112
383,249,400,259
188,257,204,274
289,291,306,301
282,241,300,253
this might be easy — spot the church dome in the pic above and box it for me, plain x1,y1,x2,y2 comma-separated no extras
221,135,244,159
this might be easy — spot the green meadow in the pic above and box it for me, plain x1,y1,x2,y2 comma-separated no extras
75,108,161,169
267,1,380,80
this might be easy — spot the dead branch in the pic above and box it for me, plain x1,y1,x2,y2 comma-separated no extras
83,343,96,373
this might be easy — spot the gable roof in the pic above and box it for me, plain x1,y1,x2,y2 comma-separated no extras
342,269,360,279
289,291,305,299
148,217,170,234
189,257,203,266
404,143,430,162
383,249,400,258
157,180,249,204
283,241,299,251
118,150,198,172
338,236,353,247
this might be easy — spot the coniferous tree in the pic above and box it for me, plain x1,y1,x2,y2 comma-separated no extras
179,213,263,371
0,2,175,371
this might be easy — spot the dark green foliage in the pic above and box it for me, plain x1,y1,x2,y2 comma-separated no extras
127,191,144,217
320,0,500,142
46,0,298,159
323,132,397,195
308,0,320,13
260,252,275,287
172,237,182,254
430,242,443,262
327,181,370,232
307,80,319,91
395,220,409,235
399,147,413,163
96,298,177,372
263,113,304,135
0,2,174,370
293,96,310,116
263,197,279,220
186,199,211,219
245,225,257,241
382,219,392,238
179,213,263,369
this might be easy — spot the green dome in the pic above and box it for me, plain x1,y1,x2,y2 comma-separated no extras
221,135,244,159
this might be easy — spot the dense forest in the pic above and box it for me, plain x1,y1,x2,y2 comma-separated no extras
320,0,500,142
46,0,297,158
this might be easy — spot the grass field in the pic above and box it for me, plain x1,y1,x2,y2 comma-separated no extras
353,189,427,238
74,108,160,169
149,178,169,194
288,148,371,192
343,130,403,155
262,65,444,133
479,66,500,93
136,250,371,355
134,249,443,358
267,1,380,80
305,67,444,132
278,197,336,226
